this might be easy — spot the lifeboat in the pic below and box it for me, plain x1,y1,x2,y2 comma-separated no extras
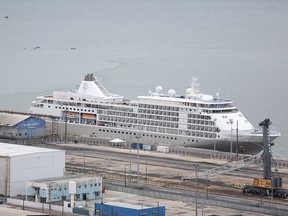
67,112,78,117
82,113,96,119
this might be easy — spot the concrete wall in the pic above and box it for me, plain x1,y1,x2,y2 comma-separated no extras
9,151,65,196
7,198,86,214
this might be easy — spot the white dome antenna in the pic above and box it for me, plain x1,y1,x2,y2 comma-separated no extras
168,89,176,97
156,86,163,94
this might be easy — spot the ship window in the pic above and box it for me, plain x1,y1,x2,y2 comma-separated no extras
48,106,50,108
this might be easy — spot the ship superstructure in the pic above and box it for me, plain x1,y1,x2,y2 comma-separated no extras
29,74,280,153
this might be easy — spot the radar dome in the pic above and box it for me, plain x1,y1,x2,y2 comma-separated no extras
156,86,163,94
168,89,176,97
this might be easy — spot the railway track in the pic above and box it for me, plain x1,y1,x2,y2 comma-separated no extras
32,142,288,207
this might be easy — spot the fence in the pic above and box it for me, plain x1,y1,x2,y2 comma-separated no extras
7,135,288,168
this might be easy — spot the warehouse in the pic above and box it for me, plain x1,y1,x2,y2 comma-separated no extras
0,143,65,197
0,112,45,139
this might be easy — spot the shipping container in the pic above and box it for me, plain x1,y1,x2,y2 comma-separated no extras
156,146,169,153
143,145,151,151
130,143,143,149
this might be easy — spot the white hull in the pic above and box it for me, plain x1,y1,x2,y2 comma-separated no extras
45,120,275,154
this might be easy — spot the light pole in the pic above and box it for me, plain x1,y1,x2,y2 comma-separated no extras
83,153,86,172
124,164,127,187
64,109,68,143
236,120,239,160
194,163,199,216
129,143,132,182
213,118,217,159
229,119,233,153
135,133,141,186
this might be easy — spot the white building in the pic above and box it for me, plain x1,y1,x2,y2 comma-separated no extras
26,176,103,203
0,143,65,197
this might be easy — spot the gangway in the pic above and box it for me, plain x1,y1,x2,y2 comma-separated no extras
181,151,262,181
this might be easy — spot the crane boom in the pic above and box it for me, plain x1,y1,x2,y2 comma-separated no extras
181,152,262,181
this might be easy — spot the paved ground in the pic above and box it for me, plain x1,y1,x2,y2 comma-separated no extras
4,142,286,216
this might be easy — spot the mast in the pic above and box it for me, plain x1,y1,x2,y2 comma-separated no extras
259,118,272,180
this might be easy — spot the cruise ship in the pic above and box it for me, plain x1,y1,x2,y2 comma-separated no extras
29,74,280,154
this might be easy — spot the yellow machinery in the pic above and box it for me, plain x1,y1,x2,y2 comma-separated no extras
242,119,287,198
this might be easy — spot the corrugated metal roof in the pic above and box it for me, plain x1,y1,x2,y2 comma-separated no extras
0,142,64,157
0,112,30,127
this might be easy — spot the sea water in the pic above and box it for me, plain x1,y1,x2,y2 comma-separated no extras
0,0,288,158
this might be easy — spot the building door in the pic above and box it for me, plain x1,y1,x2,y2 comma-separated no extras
83,193,87,200
27,127,35,138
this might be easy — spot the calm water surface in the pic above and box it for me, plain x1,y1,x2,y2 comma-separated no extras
0,0,287,157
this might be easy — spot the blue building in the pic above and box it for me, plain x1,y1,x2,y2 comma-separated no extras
0,112,45,139
95,201,165,216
